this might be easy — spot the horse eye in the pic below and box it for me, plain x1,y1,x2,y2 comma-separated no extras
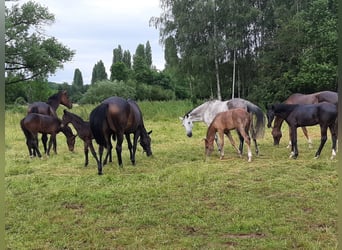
188,122,191,124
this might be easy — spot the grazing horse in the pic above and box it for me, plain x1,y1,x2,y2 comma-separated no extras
180,98,265,155
90,96,152,175
266,102,338,159
27,90,73,153
20,113,76,157
269,91,338,147
204,108,252,162
62,110,99,167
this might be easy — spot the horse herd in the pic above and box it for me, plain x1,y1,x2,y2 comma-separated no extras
19,90,338,175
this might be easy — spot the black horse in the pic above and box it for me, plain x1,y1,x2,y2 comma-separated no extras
21,113,76,157
266,102,338,159
27,90,73,153
62,110,99,167
90,96,152,175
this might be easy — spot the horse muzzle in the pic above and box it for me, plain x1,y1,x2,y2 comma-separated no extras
187,132,192,137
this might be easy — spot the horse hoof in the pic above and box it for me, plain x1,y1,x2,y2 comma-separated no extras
98,172,103,175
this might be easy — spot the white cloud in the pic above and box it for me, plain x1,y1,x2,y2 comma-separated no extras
9,0,164,84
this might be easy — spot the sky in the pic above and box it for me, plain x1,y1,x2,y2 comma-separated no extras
9,0,165,84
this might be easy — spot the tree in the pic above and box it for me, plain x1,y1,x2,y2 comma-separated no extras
5,1,74,85
123,50,132,69
112,45,123,64
110,62,129,81
72,68,83,88
91,60,107,84
145,41,152,68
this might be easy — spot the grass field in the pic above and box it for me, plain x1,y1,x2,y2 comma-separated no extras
5,101,338,249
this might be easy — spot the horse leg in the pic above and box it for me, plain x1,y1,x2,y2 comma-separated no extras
314,125,328,159
236,130,244,155
214,133,221,152
52,136,57,154
125,133,135,165
103,137,112,166
218,131,225,160
97,145,104,175
84,141,89,167
225,131,240,155
88,140,100,167
253,138,259,155
301,127,312,148
115,133,124,167
329,123,337,160
33,136,42,158
42,133,48,154
46,134,56,156
240,129,252,162
290,127,298,159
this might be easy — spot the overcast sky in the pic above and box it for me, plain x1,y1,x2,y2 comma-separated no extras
10,0,165,84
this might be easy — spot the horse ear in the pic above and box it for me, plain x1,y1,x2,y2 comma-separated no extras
148,130,152,135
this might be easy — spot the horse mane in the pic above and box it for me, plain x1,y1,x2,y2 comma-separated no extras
64,110,87,127
90,103,109,146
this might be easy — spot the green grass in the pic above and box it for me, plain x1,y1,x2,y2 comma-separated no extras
5,101,337,249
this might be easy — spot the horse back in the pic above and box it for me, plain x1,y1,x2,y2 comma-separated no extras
22,113,61,134
316,91,338,105
28,102,57,117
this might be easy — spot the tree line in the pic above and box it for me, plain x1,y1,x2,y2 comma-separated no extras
5,0,337,106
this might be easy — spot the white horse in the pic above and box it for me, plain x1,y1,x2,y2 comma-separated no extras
180,98,265,155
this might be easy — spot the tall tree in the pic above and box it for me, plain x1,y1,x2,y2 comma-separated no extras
91,60,107,85
5,1,74,85
145,41,152,68
112,45,123,64
123,50,132,69
72,68,83,88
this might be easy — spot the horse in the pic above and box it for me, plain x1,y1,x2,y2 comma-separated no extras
266,102,338,159
90,96,152,175
268,91,338,147
27,90,73,153
62,110,99,167
20,113,76,157
180,98,265,155
204,108,253,162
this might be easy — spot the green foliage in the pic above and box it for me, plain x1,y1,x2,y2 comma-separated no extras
5,80,53,103
5,1,74,84
152,0,337,103
91,60,108,85
110,62,130,82
79,80,136,104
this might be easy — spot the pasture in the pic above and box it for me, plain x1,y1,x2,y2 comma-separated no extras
5,101,337,249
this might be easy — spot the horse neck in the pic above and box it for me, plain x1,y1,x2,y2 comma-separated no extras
206,124,217,143
67,114,86,133
275,104,297,119
60,125,73,137
46,94,60,110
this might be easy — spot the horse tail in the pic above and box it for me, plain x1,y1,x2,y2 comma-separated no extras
245,102,265,139
90,103,109,146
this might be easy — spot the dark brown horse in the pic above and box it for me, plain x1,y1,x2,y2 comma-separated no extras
204,108,252,162
27,90,73,153
21,113,76,157
90,96,152,175
62,110,99,167
267,102,338,159
269,91,338,146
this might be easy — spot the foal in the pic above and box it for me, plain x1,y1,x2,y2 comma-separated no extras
62,110,99,166
204,108,252,162
21,113,76,157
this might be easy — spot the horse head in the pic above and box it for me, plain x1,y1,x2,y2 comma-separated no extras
140,130,152,156
203,138,214,156
179,114,193,137
60,90,73,109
